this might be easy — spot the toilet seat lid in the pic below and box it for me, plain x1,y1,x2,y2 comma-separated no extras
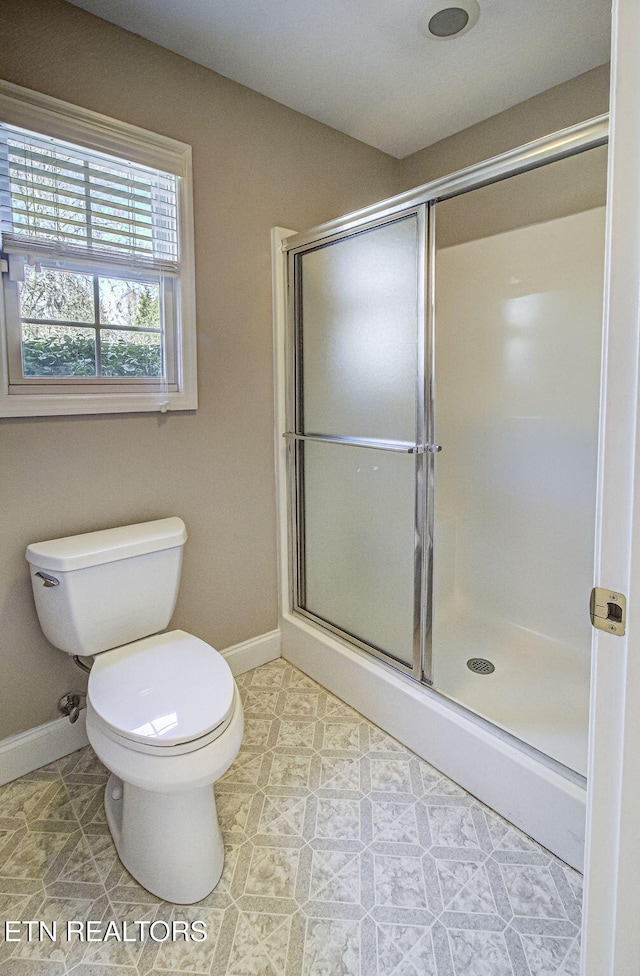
87,630,235,747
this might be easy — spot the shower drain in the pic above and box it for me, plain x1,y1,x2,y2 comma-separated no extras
467,657,495,675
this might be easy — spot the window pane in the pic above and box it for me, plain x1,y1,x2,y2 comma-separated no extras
99,277,161,329
18,265,94,323
21,323,96,376
100,329,162,376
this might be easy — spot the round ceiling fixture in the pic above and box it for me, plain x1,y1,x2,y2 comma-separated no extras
419,0,481,40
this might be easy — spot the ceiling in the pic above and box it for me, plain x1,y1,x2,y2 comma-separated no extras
66,0,611,159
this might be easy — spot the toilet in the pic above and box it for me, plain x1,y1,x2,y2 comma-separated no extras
26,517,243,904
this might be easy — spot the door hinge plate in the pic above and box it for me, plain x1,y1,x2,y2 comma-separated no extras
590,587,626,636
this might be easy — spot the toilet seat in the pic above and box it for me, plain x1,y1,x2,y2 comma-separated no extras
88,696,237,756
88,630,235,750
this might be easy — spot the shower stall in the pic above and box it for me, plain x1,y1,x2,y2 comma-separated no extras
274,116,608,869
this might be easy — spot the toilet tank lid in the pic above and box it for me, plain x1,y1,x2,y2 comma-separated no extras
26,517,187,573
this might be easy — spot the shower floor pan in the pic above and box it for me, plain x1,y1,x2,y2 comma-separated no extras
433,607,590,777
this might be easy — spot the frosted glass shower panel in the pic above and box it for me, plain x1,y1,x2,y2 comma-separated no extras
300,440,417,666
298,216,420,441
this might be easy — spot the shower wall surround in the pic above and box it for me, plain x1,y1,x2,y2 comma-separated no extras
433,205,606,776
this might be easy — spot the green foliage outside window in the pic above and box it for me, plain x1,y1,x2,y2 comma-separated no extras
19,266,163,378
22,328,96,376
22,327,162,377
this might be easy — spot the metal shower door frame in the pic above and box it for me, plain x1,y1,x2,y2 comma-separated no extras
285,206,432,681
282,113,608,687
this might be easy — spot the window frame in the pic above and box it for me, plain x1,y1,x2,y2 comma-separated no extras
0,80,197,417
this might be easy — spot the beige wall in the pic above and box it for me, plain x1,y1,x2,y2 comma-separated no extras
0,0,610,742
399,64,610,189
0,0,400,739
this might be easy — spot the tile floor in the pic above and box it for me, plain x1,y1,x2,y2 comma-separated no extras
0,659,582,976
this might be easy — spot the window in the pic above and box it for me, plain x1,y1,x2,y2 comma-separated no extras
0,81,197,416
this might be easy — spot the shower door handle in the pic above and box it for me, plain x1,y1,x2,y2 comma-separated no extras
283,432,424,453
283,433,442,455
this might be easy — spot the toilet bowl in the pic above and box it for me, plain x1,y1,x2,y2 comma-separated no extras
26,518,243,904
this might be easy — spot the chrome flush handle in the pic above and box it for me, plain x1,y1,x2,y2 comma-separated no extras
35,571,59,587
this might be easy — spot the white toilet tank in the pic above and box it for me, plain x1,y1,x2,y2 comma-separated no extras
26,517,188,656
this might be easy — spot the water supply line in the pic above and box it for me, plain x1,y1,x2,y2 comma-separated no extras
73,655,92,674
58,692,86,723
58,655,93,723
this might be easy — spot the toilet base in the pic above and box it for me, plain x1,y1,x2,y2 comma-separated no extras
104,773,224,904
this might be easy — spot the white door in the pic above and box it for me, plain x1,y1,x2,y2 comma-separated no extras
583,0,640,972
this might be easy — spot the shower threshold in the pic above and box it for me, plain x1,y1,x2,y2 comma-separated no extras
280,611,586,872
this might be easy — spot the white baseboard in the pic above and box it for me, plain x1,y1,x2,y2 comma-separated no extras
0,711,89,786
0,629,281,786
221,628,281,675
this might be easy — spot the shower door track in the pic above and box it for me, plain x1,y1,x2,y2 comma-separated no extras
283,115,608,252
282,113,609,687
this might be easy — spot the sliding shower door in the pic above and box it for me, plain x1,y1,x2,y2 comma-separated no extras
286,211,430,675
284,119,607,774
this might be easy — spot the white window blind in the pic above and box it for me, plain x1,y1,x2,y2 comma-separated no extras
0,121,180,274
0,80,197,417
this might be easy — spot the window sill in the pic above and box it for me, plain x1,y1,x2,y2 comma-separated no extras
0,388,197,417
